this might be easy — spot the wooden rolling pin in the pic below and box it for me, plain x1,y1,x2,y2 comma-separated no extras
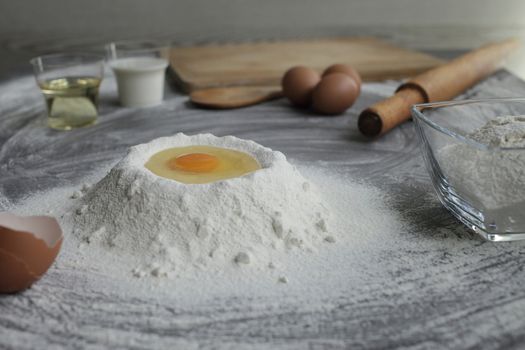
358,38,522,137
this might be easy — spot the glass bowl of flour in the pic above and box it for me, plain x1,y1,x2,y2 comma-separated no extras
412,98,525,241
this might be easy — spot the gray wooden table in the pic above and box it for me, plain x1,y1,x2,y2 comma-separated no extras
2,38,525,349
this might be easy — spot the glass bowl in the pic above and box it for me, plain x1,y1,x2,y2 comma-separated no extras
412,98,525,241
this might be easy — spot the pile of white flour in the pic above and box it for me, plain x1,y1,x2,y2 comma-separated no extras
440,115,525,211
73,134,332,278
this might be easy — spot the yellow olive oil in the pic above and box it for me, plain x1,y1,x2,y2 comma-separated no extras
39,76,101,130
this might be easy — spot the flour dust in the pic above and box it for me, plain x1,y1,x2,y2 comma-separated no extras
7,160,409,302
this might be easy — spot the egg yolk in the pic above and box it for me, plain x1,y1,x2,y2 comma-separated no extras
167,153,219,173
144,145,261,184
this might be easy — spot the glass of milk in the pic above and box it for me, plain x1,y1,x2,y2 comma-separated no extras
106,41,170,107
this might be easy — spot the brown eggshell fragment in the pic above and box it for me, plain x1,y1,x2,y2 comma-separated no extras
0,213,63,294
0,248,37,293
323,64,362,94
312,73,359,115
281,66,321,107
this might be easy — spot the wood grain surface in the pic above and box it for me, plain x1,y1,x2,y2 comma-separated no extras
170,37,444,91
1,46,525,349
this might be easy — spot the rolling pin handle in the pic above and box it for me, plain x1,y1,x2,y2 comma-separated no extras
358,110,383,137
395,82,430,103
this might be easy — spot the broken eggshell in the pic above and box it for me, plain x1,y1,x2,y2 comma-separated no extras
0,212,63,294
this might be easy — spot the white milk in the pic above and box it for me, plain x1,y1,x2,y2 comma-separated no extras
110,57,168,107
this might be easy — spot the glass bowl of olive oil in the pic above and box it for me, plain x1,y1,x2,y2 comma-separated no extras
30,53,104,130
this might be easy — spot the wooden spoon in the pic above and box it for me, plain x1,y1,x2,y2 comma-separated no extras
190,86,282,109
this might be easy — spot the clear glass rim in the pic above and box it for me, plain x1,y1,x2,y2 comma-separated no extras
30,53,105,68
411,97,525,151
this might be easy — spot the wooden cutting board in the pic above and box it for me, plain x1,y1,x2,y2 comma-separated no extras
169,37,444,92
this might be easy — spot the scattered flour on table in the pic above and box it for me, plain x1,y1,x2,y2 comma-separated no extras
439,115,525,210
72,133,332,279
9,162,409,298
7,149,410,299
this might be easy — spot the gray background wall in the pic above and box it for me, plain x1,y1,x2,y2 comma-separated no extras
1,0,525,78
1,0,524,49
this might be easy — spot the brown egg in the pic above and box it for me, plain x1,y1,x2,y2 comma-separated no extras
312,73,359,115
0,213,63,294
323,64,362,94
281,66,321,107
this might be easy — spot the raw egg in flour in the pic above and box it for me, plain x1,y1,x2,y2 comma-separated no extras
145,145,261,184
